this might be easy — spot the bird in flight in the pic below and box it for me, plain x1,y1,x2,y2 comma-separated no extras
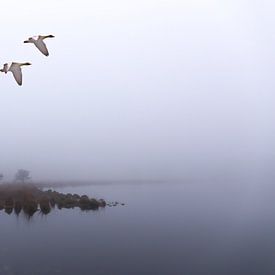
24,35,55,56
0,62,31,86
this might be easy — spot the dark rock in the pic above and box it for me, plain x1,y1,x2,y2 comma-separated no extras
40,197,51,214
72,194,80,200
66,193,73,199
63,197,77,209
79,197,99,210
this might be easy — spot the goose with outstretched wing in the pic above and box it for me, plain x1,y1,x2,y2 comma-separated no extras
0,62,31,86
24,35,55,56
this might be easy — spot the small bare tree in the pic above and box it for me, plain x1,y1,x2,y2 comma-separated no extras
0,174,3,182
15,169,31,183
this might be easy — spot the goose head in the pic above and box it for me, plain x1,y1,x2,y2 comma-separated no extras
0,63,9,73
24,37,35,43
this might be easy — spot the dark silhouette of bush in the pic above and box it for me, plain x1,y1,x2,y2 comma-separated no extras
39,197,51,214
0,183,107,217
23,200,38,217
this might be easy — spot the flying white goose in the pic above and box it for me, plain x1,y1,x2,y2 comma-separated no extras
24,35,55,56
0,62,31,86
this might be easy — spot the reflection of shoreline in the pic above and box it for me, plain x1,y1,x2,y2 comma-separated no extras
0,184,107,218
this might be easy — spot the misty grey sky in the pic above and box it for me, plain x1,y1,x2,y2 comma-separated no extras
1,0,275,181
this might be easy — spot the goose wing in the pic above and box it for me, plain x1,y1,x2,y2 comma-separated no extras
9,63,22,86
35,39,49,56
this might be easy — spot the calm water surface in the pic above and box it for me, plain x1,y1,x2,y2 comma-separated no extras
0,181,275,275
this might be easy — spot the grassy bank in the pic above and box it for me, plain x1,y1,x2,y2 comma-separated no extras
0,184,106,217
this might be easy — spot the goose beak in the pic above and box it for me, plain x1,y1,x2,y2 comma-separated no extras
23,40,29,43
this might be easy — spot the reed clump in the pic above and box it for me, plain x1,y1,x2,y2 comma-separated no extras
0,184,106,216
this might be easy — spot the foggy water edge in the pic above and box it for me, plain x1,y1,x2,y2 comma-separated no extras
1,181,275,275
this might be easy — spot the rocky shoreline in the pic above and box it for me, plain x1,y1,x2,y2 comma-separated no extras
0,184,111,217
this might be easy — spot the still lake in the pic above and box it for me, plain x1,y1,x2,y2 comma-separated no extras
0,181,275,275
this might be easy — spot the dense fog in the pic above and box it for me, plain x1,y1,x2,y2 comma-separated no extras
0,0,275,181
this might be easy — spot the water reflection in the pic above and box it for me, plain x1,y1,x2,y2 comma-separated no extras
1,182,275,275
4,207,13,215
1,198,102,219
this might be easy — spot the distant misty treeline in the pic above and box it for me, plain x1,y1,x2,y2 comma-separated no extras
0,169,31,183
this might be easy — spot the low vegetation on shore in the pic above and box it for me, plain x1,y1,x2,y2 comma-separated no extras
0,184,107,217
